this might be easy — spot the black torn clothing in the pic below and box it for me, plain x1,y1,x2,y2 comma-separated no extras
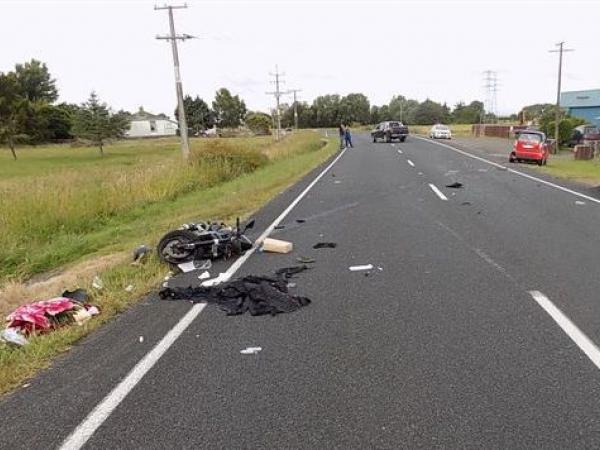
159,273,311,316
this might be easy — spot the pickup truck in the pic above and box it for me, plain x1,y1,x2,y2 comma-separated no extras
371,121,409,143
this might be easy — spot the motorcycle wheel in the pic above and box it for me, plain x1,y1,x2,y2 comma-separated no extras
157,230,198,264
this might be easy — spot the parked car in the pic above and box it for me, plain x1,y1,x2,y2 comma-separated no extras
429,124,452,139
568,124,600,147
509,130,549,166
371,121,409,143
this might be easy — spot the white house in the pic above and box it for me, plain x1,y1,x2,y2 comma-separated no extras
125,107,178,138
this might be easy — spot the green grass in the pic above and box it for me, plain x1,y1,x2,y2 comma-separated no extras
0,134,322,282
0,132,338,394
538,153,600,186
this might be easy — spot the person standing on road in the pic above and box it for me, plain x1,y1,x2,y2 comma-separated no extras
338,123,346,149
344,125,353,148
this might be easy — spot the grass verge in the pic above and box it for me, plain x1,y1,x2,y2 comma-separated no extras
0,133,338,395
537,153,600,186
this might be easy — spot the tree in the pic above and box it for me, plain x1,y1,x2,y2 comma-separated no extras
451,100,484,124
388,95,419,124
311,94,341,127
178,95,215,134
413,99,450,125
14,59,58,103
339,93,370,124
72,92,129,156
518,103,554,125
246,112,271,135
0,72,29,160
212,88,246,128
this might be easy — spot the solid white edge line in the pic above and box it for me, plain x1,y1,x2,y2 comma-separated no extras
529,291,600,370
414,135,600,205
59,303,206,450
428,183,448,201
60,147,348,450
407,159,415,167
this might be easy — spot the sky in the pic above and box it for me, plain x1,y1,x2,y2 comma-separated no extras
1,0,598,118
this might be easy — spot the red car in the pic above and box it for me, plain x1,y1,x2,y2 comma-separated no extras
509,130,549,166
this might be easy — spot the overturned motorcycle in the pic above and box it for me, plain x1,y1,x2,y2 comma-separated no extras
157,218,256,265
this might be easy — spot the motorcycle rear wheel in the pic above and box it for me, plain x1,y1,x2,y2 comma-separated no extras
157,230,198,264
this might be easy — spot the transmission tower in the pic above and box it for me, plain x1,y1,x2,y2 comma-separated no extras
483,70,499,123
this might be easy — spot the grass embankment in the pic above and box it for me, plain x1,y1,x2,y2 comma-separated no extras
0,132,338,394
538,152,600,186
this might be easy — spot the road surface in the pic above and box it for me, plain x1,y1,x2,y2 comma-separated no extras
3,134,600,449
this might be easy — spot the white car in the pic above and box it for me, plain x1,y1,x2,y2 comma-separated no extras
430,124,452,139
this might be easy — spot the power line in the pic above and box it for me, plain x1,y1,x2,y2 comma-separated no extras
155,3,194,160
266,65,285,140
549,41,574,152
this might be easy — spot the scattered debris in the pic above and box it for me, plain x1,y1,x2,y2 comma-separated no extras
445,182,463,188
198,271,211,280
275,265,310,278
461,201,472,206
334,180,341,184
22,383,31,388
240,346,262,355
132,245,152,264
92,276,104,290
197,260,212,271
62,288,89,303
139,336,144,343
297,256,316,264
349,264,374,271
313,242,337,249
72,307,92,326
287,282,297,288
575,200,586,206
262,238,293,254
296,219,306,224
0,328,28,346
178,261,199,273
160,269,311,316
201,273,230,287
274,225,285,230
377,266,383,271
124,284,135,293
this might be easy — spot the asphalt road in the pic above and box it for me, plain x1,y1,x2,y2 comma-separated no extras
3,133,600,449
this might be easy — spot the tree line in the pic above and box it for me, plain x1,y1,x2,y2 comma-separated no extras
181,92,491,132
0,59,130,159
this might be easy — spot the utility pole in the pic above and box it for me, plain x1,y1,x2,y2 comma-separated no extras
266,65,285,140
549,42,574,153
288,89,302,130
155,4,194,160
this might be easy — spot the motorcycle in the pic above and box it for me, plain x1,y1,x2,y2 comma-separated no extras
157,218,255,265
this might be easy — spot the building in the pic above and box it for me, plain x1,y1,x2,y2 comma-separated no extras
125,107,178,138
560,89,600,127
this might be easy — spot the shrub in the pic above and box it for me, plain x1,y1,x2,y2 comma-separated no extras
189,139,268,185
